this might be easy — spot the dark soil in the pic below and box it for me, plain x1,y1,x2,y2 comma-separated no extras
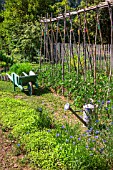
0,126,32,170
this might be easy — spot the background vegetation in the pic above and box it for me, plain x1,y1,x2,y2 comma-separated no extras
0,0,109,63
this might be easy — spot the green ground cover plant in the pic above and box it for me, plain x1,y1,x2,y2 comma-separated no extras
0,81,113,169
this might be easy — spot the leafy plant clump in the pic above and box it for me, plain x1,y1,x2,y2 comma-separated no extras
9,63,32,75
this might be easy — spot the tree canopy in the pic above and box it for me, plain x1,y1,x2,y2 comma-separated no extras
0,0,111,62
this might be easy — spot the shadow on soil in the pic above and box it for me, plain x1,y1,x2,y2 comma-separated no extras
0,81,51,97
24,86,51,96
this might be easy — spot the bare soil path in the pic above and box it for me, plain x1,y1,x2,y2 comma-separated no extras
0,126,32,170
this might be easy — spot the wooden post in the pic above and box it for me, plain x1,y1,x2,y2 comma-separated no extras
46,14,49,63
50,13,54,63
56,19,59,63
40,17,42,70
78,13,81,76
85,13,93,73
94,9,98,88
69,14,72,72
62,11,66,95
109,5,113,74
97,11,108,72
84,10,87,80
44,22,46,63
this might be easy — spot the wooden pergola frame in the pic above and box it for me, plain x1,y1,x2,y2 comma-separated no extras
40,1,113,70
40,1,113,23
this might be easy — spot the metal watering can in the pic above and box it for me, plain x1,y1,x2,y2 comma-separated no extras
64,103,94,128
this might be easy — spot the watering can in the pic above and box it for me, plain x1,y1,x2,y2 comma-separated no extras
64,103,94,128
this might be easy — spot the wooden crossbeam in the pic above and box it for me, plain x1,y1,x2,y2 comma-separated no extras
40,1,113,23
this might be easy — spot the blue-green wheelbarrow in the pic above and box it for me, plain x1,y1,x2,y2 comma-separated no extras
6,71,38,95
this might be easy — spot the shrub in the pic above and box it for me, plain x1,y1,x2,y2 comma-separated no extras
0,51,13,66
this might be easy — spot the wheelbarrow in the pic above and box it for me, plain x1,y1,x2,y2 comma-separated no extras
6,71,38,95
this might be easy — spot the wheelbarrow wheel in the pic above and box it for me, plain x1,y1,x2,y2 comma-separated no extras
28,82,34,95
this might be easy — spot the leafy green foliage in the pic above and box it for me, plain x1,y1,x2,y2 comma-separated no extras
14,21,41,62
70,53,85,71
9,63,32,75
0,61,6,67
0,0,48,61
0,50,13,66
37,63,112,108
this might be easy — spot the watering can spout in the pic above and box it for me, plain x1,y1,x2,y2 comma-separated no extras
64,103,95,128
